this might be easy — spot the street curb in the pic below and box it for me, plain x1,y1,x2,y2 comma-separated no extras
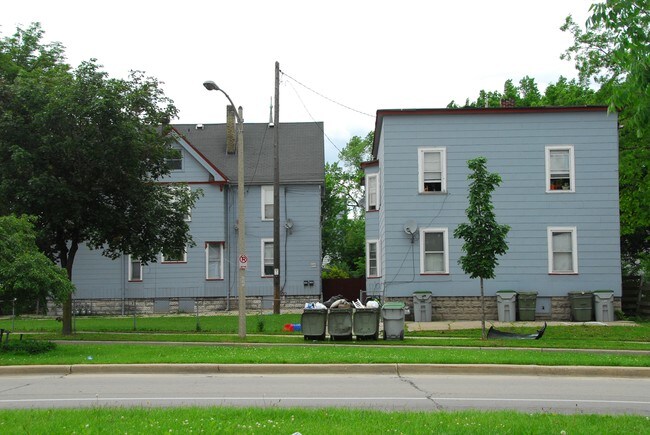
1,363,649,378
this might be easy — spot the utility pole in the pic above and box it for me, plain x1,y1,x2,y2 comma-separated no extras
273,61,281,314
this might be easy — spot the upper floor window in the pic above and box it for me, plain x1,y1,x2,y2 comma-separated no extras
128,255,142,282
166,148,183,171
548,227,578,274
261,185,274,220
418,148,447,193
366,174,379,211
366,240,380,277
420,228,449,274
161,246,187,263
261,239,274,277
546,146,575,192
205,242,223,280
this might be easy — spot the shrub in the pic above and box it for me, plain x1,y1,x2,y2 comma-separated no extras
1,339,56,354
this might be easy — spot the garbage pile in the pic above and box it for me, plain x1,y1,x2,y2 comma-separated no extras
303,295,380,310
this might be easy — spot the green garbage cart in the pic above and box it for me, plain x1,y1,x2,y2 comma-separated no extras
353,307,380,340
301,308,327,340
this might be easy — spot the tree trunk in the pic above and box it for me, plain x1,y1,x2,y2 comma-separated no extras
480,277,486,340
60,239,78,336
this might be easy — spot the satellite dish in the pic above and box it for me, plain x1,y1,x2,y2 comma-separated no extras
403,220,418,235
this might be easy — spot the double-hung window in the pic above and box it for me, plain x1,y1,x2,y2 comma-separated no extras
418,148,446,193
420,228,449,274
128,255,142,282
261,185,274,220
166,148,183,171
161,246,187,263
262,239,274,277
546,146,575,192
366,174,379,211
548,227,578,274
205,242,223,280
366,240,380,277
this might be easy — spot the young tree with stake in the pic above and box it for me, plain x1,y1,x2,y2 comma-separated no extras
454,157,510,339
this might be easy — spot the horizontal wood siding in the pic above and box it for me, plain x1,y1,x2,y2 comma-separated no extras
376,110,621,298
232,185,322,298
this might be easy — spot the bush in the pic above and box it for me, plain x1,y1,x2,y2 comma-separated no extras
1,339,56,354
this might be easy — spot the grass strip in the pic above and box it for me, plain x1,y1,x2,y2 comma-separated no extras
0,407,647,434
1,343,648,367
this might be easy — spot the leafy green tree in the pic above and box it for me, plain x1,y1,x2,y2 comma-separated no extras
0,215,74,314
562,0,650,273
454,157,510,339
321,132,373,278
0,24,200,334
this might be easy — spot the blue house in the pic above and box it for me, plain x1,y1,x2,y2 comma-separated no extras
67,116,324,314
364,106,621,320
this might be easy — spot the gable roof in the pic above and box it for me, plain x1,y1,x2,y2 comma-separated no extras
172,122,325,185
170,129,228,182
373,106,609,157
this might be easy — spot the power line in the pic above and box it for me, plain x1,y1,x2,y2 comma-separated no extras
280,70,375,118
285,78,343,155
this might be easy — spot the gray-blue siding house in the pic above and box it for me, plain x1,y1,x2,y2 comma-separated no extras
364,106,621,320
67,118,324,314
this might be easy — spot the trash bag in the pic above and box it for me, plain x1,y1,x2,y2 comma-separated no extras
323,294,343,308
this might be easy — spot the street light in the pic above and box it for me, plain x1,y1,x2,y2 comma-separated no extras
203,80,247,339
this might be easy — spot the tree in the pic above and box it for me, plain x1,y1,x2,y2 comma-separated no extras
321,132,373,278
562,0,650,272
0,24,200,334
454,157,510,339
0,215,74,315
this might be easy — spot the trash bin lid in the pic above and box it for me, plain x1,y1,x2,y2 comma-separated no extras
382,302,405,310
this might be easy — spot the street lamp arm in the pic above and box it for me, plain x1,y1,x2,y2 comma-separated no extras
203,81,243,124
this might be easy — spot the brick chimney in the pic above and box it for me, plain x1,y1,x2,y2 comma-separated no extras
500,98,516,108
226,105,236,154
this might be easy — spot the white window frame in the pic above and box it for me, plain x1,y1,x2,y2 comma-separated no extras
205,242,224,280
128,255,143,282
365,173,380,211
161,246,188,264
418,147,447,193
261,238,274,277
167,148,183,171
545,145,575,193
419,228,449,274
169,185,192,221
366,240,381,277
261,185,274,221
547,227,578,274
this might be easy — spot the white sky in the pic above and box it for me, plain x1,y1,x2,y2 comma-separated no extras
2,0,594,162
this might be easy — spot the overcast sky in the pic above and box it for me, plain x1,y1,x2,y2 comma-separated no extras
3,0,594,162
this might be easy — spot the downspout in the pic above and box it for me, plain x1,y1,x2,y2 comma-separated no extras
121,255,126,315
282,186,289,291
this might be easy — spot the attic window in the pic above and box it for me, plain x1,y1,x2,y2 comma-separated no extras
167,149,183,171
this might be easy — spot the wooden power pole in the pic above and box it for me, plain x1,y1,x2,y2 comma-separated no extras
273,61,281,314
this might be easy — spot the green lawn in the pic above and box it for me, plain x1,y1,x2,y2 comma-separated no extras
1,314,648,367
0,407,647,434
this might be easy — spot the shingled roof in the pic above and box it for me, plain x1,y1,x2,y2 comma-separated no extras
172,122,325,185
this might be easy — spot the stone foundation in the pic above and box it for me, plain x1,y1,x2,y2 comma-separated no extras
47,295,622,321
47,295,309,317
386,296,622,321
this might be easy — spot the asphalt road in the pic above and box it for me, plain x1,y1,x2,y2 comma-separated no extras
1,372,648,414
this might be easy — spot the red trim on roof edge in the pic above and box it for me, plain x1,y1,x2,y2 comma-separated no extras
169,126,230,182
